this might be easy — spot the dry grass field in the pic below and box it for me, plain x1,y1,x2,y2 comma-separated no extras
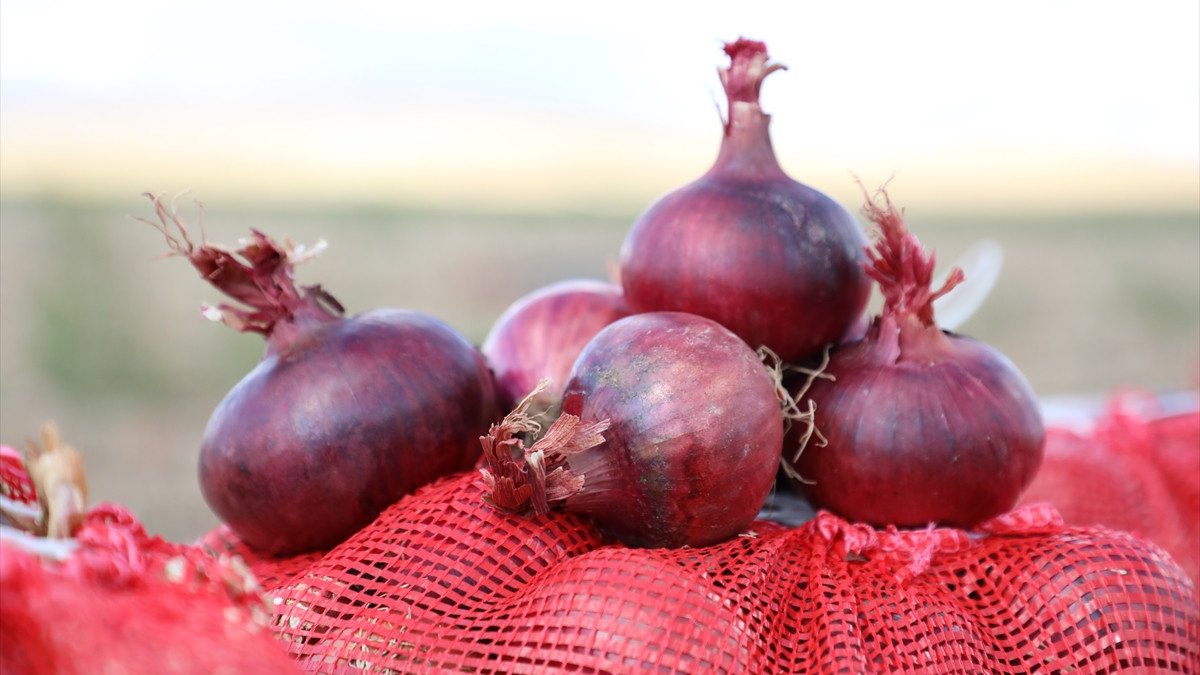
1,197,1197,541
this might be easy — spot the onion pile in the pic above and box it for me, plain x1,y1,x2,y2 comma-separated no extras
477,39,1045,545
128,36,1048,555
480,312,783,548
144,195,498,555
482,279,628,415
619,38,870,363
782,190,1045,528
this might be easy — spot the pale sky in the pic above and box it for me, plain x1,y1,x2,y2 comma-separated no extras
2,1,1197,213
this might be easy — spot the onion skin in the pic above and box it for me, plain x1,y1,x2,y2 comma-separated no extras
783,191,1044,528
558,312,783,548
482,279,628,413
619,39,870,362
201,311,496,555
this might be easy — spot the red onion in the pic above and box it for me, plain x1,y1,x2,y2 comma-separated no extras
480,311,783,548
143,195,497,555
481,279,629,414
783,190,1044,528
619,39,870,363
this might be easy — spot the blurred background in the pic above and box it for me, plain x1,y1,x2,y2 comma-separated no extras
2,1,1197,542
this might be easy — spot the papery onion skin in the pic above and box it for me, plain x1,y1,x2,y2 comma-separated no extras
143,195,496,555
783,191,1044,528
559,311,783,548
619,39,870,362
482,279,629,413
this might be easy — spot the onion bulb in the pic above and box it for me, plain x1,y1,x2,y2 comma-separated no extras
482,279,628,415
782,189,1044,528
480,312,783,548
142,194,497,555
619,38,870,363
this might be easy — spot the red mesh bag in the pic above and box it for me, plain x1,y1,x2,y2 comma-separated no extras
201,471,1200,673
1023,391,1200,583
0,447,298,675
7,398,1199,674
0,445,36,503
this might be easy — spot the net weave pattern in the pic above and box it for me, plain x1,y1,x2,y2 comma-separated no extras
3,398,1198,674
200,471,1199,674
1023,393,1199,583
1,499,298,674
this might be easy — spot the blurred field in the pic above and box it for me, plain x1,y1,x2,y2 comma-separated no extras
1,197,1197,542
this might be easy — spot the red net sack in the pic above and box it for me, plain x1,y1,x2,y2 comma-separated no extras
201,471,1200,673
1023,391,1200,583
0,447,298,675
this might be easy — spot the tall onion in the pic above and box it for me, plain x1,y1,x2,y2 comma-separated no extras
619,38,870,362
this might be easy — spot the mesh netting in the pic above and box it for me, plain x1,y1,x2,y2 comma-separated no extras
4,399,1199,674
1023,392,1200,583
199,471,1200,673
0,445,36,503
0,482,298,673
